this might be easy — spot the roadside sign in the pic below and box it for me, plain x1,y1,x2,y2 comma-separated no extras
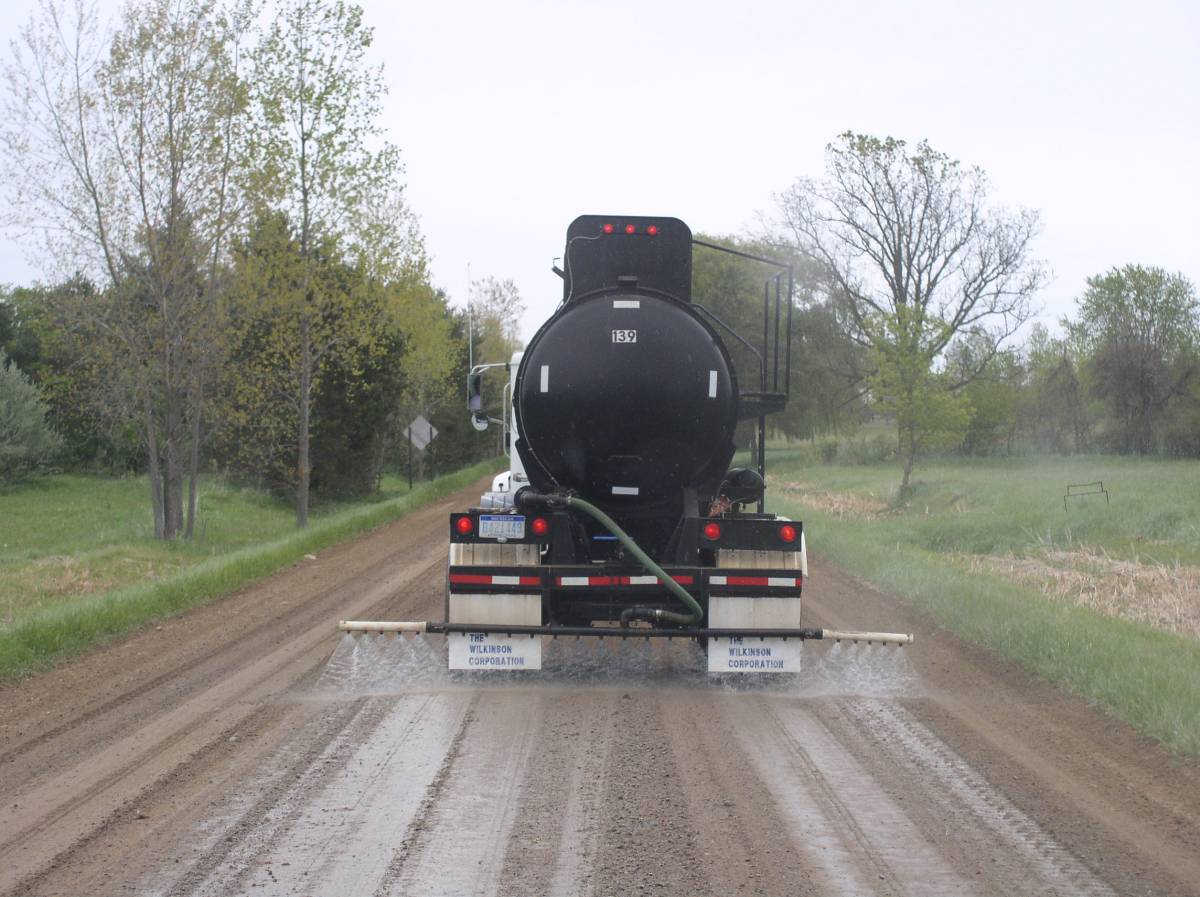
403,415,437,451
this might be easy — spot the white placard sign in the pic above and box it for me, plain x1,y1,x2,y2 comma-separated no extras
449,632,542,670
707,636,801,673
403,414,437,451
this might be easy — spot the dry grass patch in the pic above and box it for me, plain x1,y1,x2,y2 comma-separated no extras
970,549,1200,640
772,480,891,519
1,548,187,624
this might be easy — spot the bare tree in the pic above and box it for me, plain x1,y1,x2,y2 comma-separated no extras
3,0,249,537
776,133,1045,493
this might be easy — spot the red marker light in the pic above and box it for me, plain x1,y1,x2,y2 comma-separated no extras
779,524,797,543
624,223,636,234
455,516,474,535
531,517,549,537
602,222,614,234
647,225,658,235
703,522,722,541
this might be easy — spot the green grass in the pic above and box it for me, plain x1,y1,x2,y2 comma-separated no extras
769,453,1200,756
0,460,501,679
0,472,436,622
772,454,1200,565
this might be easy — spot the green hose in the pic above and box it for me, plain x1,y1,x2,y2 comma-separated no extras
563,496,703,625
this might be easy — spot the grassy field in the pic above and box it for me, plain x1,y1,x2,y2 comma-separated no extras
768,451,1200,756
0,472,424,625
0,461,501,678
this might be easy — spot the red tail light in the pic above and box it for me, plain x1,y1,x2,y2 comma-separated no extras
455,515,474,535
703,522,722,541
779,524,797,543
531,517,549,537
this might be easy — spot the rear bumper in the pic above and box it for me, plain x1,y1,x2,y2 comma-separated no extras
447,564,802,599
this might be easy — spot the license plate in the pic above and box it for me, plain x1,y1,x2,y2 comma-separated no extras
478,515,525,540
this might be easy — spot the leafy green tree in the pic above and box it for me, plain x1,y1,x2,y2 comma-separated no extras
2,280,144,468
3,0,250,537
1020,323,1089,453
248,0,401,526
0,353,61,480
691,234,868,442
1068,265,1198,454
870,346,972,474
948,341,1022,455
776,133,1044,494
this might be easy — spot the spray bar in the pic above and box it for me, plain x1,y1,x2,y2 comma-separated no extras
338,620,913,646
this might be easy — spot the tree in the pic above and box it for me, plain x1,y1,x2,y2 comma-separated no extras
1068,265,1198,454
1020,323,1089,453
948,339,1022,455
0,352,61,480
691,233,867,442
776,133,1045,494
469,276,525,365
3,0,249,537
248,0,401,527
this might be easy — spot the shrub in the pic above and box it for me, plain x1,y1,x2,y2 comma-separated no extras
0,354,61,479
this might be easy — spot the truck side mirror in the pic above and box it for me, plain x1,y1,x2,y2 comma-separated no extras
468,371,489,431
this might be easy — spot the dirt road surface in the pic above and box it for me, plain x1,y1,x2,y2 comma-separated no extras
3,477,1198,896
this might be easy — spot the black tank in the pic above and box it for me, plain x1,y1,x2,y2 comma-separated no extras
514,288,738,503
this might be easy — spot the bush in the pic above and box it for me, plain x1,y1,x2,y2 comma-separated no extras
0,354,61,479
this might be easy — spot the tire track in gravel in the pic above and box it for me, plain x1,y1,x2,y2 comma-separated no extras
825,697,1117,896
586,690,711,897
495,688,619,897
658,689,820,897
732,694,970,897
0,554,445,895
0,483,483,896
801,556,1200,896
377,690,539,897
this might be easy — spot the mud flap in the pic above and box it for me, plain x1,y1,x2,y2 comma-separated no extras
708,549,803,673
448,542,542,670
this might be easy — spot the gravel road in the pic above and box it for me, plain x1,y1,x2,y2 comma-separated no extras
2,476,1198,896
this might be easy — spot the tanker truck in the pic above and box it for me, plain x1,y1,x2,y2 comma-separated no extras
340,215,911,671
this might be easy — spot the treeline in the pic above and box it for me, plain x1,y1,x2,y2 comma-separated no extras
0,0,518,536
699,244,1199,460
699,238,1199,460
695,135,1198,480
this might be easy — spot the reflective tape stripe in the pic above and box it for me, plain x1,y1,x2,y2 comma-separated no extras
611,486,639,496
709,370,718,398
556,575,695,587
540,365,549,392
613,299,640,309
709,575,801,588
449,573,541,587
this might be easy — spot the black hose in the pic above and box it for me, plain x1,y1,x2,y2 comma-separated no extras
521,491,703,626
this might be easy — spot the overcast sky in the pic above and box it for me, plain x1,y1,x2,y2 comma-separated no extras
2,0,1196,341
